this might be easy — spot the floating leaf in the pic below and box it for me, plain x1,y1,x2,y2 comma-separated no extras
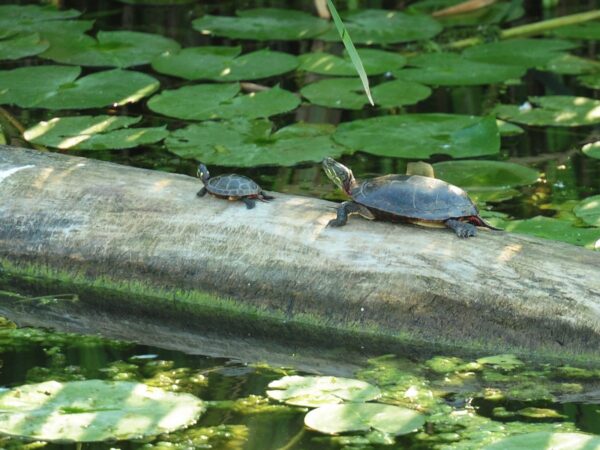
301,78,430,110
117,0,195,4
334,114,499,158
463,38,577,68
0,66,159,109
494,96,600,127
166,119,349,167
267,376,381,407
496,119,524,136
484,432,600,450
0,33,49,60
579,72,600,90
395,52,526,86
582,141,600,159
408,0,524,26
305,403,425,435
517,407,566,419
319,9,442,44
503,216,600,249
0,380,205,442
41,30,180,68
151,47,298,81
192,8,330,41
552,22,600,40
24,115,168,150
433,160,540,189
574,195,600,227
477,354,524,370
148,83,299,121
298,49,406,76
542,54,600,75
0,4,80,29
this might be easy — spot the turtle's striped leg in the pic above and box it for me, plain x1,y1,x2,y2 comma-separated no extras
328,201,362,227
197,187,207,197
242,198,256,209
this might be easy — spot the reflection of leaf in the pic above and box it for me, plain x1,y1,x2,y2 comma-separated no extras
579,72,600,90
148,84,299,121
503,216,600,249
433,160,540,189
583,141,600,159
0,33,49,61
319,9,442,44
166,119,349,167
0,380,205,443
192,8,330,41
305,403,425,435
574,195,600,227
152,47,297,81
298,49,406,76
484,432,600,450
24,115,168,150
334,114,499,158
494,96,600,127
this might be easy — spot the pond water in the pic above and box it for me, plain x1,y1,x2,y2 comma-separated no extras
0,0,600,448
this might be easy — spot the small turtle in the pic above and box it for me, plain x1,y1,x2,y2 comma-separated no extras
322,157,499,238
196,163,274,209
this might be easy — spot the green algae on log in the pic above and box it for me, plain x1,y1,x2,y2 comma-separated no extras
0,146,600,360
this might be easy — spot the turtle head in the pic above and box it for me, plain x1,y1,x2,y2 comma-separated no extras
197,163,210,183
323,157,356,194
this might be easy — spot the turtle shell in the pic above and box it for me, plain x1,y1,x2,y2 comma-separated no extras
351,174,478,220
206,174,261,197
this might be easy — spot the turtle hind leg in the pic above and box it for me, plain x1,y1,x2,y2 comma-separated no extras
328,201,362,227
197,187,207,197
445,219,477,238
242,197,256,209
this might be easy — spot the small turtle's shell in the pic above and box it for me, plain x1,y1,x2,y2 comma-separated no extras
206,174,261,197
351,174,478,220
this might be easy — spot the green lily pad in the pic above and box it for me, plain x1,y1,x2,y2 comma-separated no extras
298,49,406,76
579,72,600,90
582,141,600,159
552,22,600,40
517,407,566,419
0,32,49,60
574,195,600,227
334,114,499,158
151,47,298,81
484,432,600,450
542,54,600,75
463,38,577,68
41,30,180,68
117,0,195,4
497,119,524,136
477,354,524,370
165,119,349,167
494,96,600,127
320,9,442,44
0,4,80,29
0,66,159,109
305,403,425,435
0,380,205,443
24,115,168,150
302,78,430,110
408,0,524,27
433,160,539,189
395,53,526,86
267,376,381,407
192,8,330,41
148,83,299,121
503,216,600,249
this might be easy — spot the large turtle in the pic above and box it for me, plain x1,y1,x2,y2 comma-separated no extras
196,164,274,209
322,157,499,237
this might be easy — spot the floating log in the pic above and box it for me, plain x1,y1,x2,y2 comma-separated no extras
1,145,599,363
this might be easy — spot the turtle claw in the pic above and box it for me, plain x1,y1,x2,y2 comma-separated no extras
446,219,477,238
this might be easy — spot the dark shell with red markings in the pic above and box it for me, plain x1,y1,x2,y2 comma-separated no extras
351,174,478,220
205,174,262,198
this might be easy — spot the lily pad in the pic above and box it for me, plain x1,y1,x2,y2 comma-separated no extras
408,0,524,27
24,115,168,150
0,379,205,442
432,160,540,189
192,8,330,41
477,354,524,370
305,403,425,435
463,38,577,68
0,32,49,60
151,47,298,81
579,72,600,90
319,9,442,44
41,30,180,68
395,53,526,86
582,141,600,159
494,96,600,127
148,83,299,121
551,22,600,41
574,195,600,227
0,4,80,30
484,432,600,450
334,114,500,159
0,66,159,109
298,49,406,76
165,119,349,167
542,54,600,75
503,216,600,249
497,119,524,136
267,376,381,407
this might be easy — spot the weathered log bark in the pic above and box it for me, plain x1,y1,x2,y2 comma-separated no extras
1,146,599,361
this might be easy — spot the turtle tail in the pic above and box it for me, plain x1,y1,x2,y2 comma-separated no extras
470,215,503,231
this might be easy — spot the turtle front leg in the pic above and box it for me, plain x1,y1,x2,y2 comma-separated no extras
197,187,207,197
242,198,256,209
445,219,477,238
328,201,362,227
